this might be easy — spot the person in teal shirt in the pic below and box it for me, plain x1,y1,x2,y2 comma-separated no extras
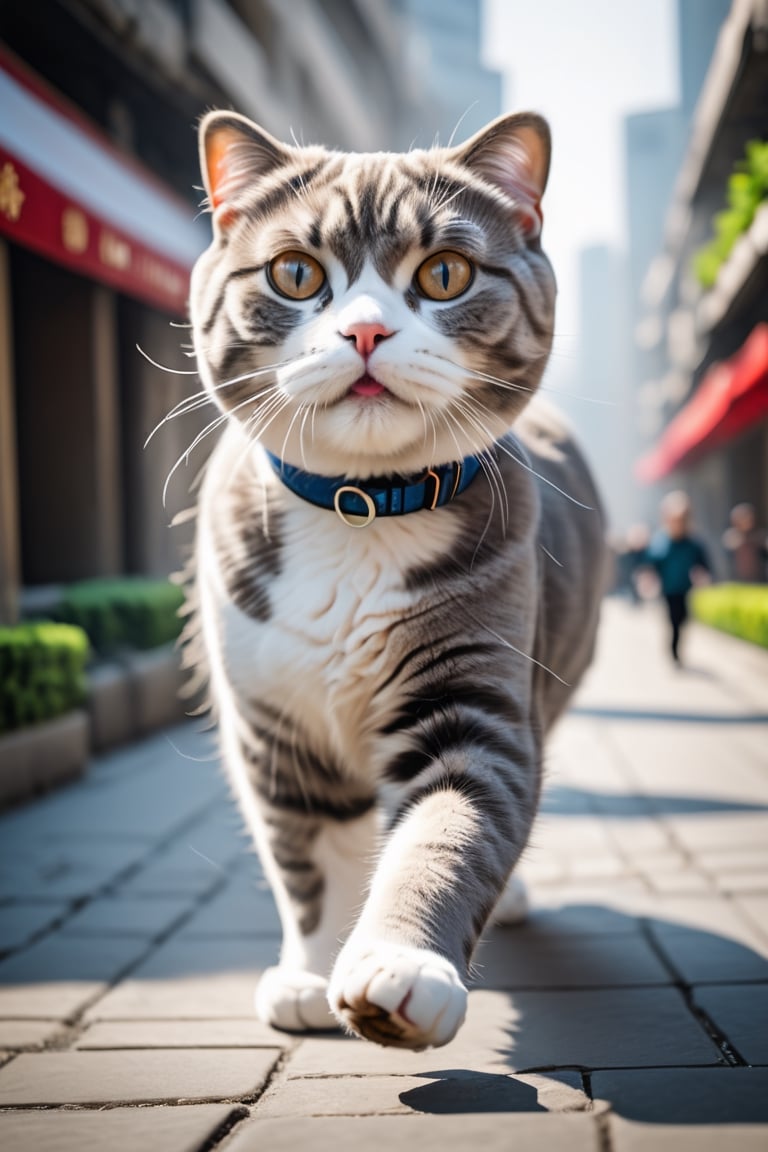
646,491,711,664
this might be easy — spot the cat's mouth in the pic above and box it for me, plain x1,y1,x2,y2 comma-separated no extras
348,373,388,399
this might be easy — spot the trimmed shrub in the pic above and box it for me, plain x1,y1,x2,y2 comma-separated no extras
54,578,185,656
691,583,768,650
0,622,89,734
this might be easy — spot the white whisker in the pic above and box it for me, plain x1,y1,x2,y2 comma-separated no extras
540,544,563,568
136,344,199,375
470,616,570,686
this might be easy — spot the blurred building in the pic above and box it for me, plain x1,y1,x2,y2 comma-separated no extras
0,0,502,624
392,0,502,147
632,0,768,563
575,245,632,532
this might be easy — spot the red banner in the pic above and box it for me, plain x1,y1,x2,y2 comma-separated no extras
636,324,768,483
0,147,191,316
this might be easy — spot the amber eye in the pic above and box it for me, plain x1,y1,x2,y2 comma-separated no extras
268,251,326,300
415,251,474,301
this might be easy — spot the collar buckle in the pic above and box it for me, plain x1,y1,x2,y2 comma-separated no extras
333,485,377,528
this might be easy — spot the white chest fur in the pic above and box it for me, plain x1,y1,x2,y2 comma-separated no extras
200,489,461,775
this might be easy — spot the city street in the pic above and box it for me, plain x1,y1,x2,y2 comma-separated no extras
0,597,767,1150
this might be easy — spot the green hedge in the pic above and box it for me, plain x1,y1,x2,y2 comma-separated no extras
53,578,185,656
0,622,89,734
691,583,768,650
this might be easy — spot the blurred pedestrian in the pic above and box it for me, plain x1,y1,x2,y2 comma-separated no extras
613,524,651,603
645,491,711,665
722,503,767,582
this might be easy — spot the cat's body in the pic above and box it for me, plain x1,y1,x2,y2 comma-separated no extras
187,110,607,1049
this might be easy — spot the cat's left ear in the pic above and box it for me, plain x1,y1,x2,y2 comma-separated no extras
453,112,551,239
199,110,293,231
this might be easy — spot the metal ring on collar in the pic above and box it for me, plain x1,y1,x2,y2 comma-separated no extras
333,485,377,528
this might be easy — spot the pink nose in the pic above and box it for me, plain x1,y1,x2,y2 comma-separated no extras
341,321,395,359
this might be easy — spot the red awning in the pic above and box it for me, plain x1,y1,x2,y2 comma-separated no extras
636,322,768,483
0,45,207,315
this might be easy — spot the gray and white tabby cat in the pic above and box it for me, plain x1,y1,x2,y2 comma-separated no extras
186,109,606,1050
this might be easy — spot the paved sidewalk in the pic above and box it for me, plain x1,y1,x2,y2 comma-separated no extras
0,597,767,1150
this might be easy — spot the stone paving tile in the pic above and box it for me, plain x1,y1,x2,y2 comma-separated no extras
620,848,690,874
693,983,768,1064
0,767,223,845
61,893,194,938
696,847,768,875
178,872,280,938
735,894,768,941
0,837,151,900
665,813,768,853
226,1114,602,1151
116,861,224,898
604,725,768,807
0,1019,62,1048
0,933,151,1019
594,821,676,860
257,1069,586,1117
517,852,569,885
527,816,615,856
0,1047,280,1105
0,901,69,952
566,856,631,881
647,921,768,983
647,893,767,934
84,935,279,1020
0,1104,244,1152
512,904,645,937
715,872,768,894
116,827,247,897
609,1119,768,1151
75,1018,289,1049
472,925,670,989
525,881,652,916
646,871,712,894
502,987,721,1069
591,1067,768,1123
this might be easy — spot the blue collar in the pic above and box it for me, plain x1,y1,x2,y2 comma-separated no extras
265,450,484,527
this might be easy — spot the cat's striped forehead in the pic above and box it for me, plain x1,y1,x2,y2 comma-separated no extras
228,146,511,285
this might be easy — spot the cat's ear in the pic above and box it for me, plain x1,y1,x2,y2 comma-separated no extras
453,112,551,238
199,111,292,231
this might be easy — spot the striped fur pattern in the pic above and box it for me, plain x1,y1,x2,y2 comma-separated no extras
188,111,607,1049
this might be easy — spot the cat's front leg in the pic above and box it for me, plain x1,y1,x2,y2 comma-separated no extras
251,797,377,1032
227,725,378,1033
328,727,538,1050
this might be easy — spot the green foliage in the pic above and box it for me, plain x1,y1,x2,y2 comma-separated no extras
0,622,89,734
691,583,768,649
692,139,768,289
54,578,185,655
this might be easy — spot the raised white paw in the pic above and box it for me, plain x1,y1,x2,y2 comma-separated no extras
491,872,529,926
328,940,467,1050
255,966,338,1033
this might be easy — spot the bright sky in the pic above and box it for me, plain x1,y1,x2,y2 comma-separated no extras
482,0,679,356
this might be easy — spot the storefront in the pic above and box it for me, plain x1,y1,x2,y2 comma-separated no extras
0,45,208,622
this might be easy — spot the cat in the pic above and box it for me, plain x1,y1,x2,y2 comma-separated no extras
185,108,607,1050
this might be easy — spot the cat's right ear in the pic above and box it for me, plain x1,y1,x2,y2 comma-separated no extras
199,111,291,232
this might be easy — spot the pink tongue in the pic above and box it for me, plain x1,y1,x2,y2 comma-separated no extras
351,379,386,397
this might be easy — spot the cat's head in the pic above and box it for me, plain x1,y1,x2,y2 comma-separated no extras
190,111,556,479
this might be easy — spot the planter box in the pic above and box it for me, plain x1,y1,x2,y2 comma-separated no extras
120,644,188,736
0,710,89,809
87,661,135,753
86,646,189,753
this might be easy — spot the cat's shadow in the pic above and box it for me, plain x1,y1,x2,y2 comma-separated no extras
398,1071,545,1113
